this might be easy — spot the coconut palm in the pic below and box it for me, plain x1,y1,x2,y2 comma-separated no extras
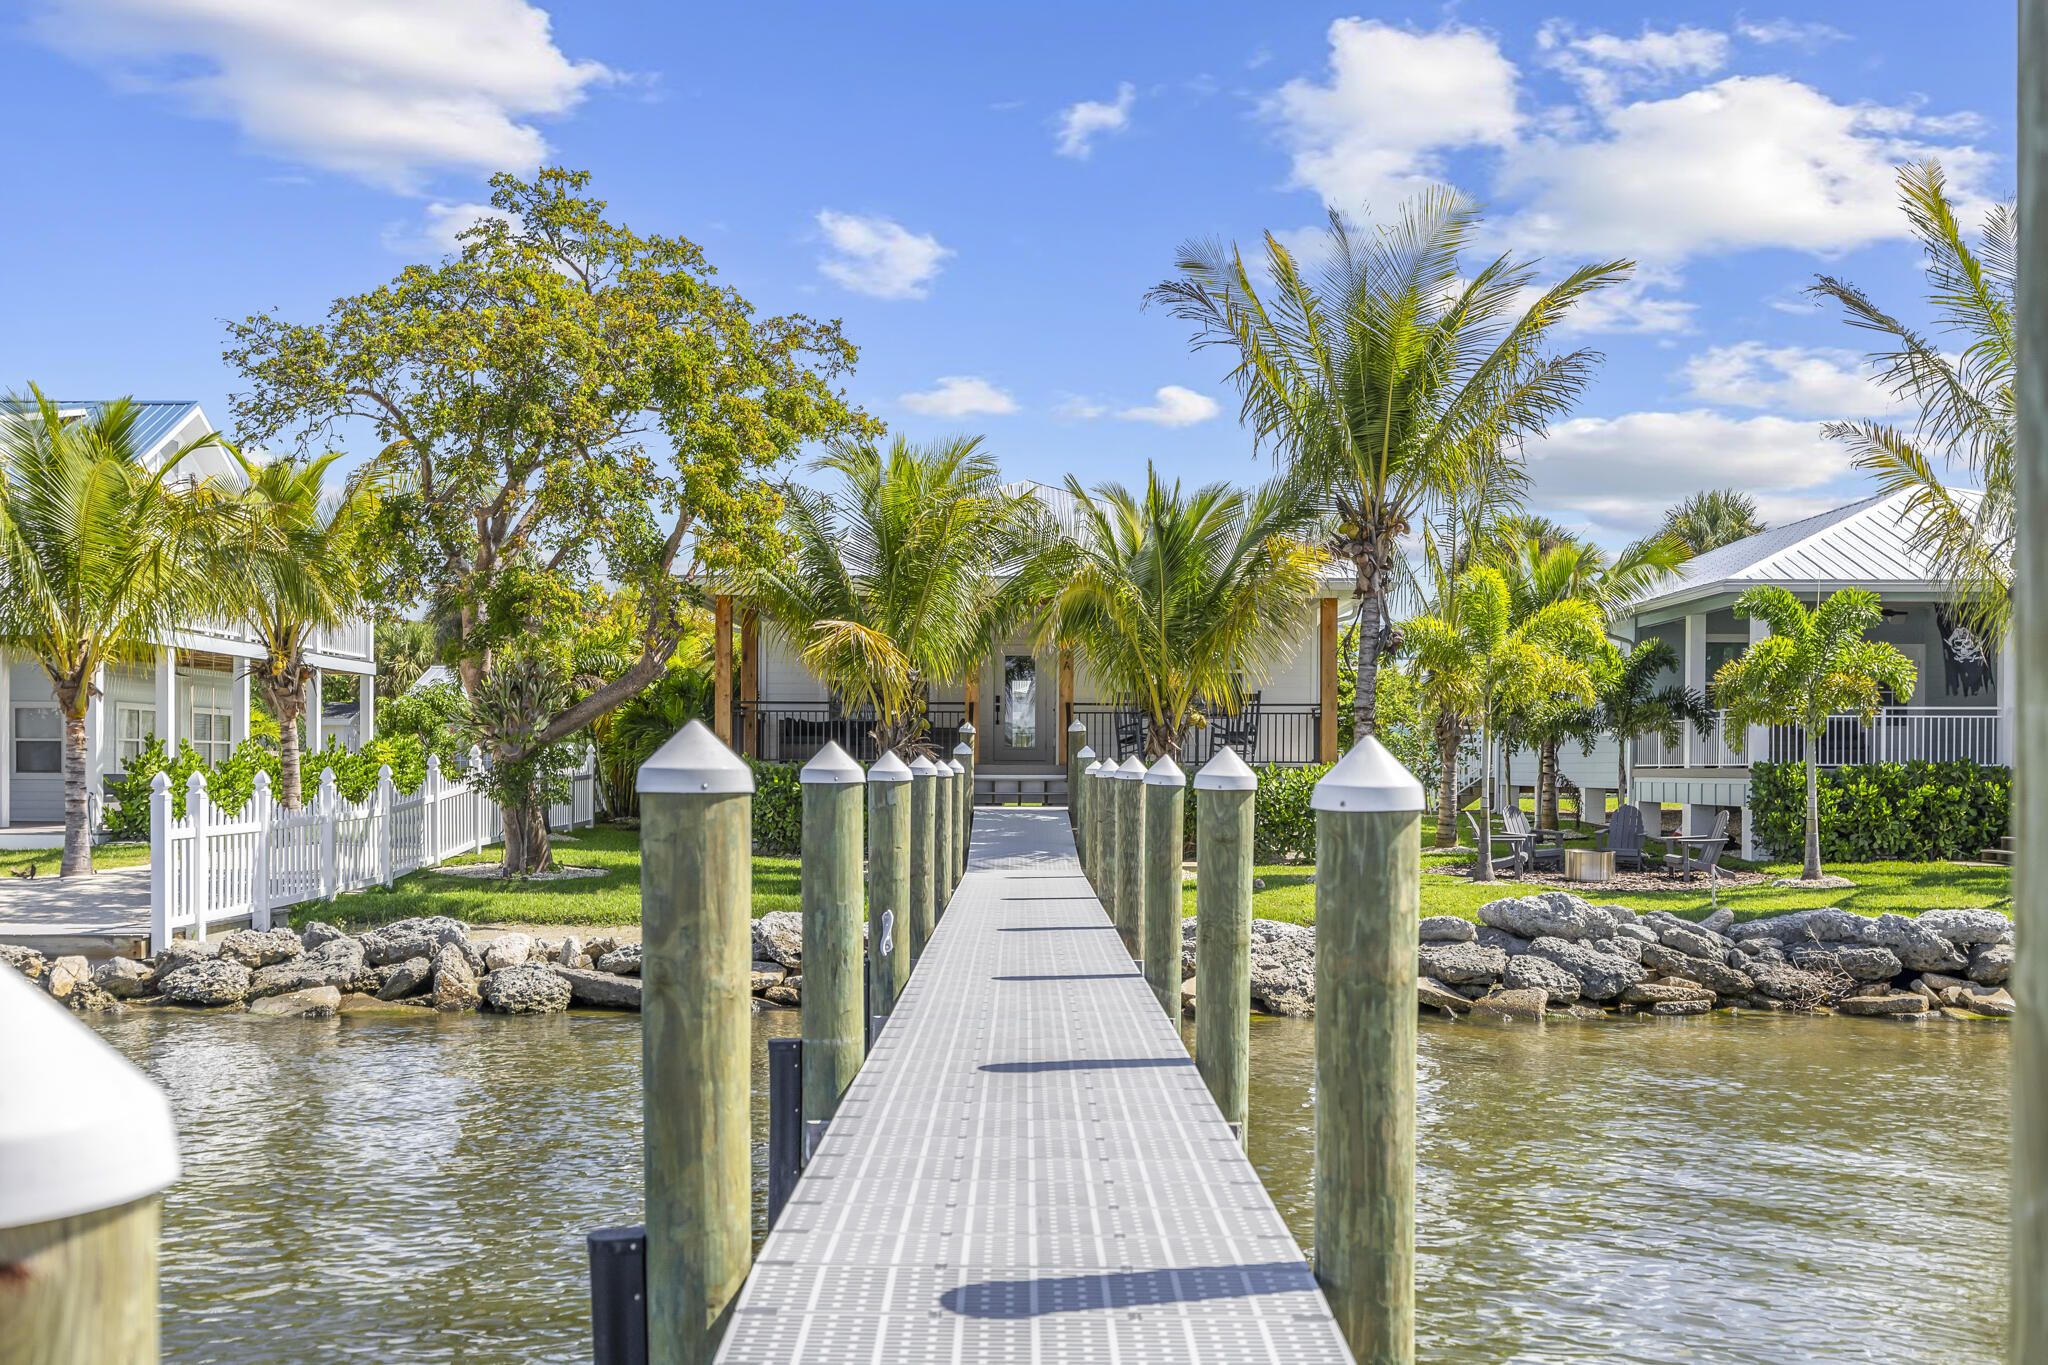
0,390,242,874
1810,161,2014,644
1587,638,1714,803
1659,489,1766,558
1713,586,1917,880
733,435,1055,756
1043,468,1326,760
1144,190,1630,741
1403,565,1605,881
375,616,438,699
230,450,387,810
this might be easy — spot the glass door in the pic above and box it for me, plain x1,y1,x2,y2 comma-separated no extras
990,651,1052,762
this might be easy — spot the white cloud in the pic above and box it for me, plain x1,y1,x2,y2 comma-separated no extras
1524,409,1848,537
32,0,611,192
1054,395,1109,421
1680,342,1897,418
1538,22,1728,106
1118,386,1219,427
815,211,952,300
1736,17,1850,48
1055,82,1135,159
381,199,517,255
1266,19,1520,212
899,376,1018,418
1548,269,1697,335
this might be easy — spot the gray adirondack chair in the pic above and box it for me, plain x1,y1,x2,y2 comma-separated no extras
1596,804,1649,871
1666,809,1731,877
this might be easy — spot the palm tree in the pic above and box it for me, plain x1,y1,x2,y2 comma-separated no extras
230,450,386,809
732,435,1054,756
1713,586,1917,880
1144,190,1630,741
1043,468,1326,760
1404,565,1605,880
1810,160,2013,644
1659,489,1766,558
0,390,242,874
1587,638,1714,803
375,616,438,699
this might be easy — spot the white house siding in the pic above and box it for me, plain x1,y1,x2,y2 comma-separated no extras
757,627,829,704
9,661,61,822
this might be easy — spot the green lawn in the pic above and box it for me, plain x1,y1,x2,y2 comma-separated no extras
2,842,151,876
289,825,801,932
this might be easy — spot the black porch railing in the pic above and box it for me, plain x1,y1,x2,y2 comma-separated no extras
737,702,967,765
1069,703,1324,767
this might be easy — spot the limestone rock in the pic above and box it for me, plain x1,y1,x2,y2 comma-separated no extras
158,958,252,1006
1639,943,1752,996
558,936,583,966
750,962,786,991
1,944,48,983
1526,937,1644,1002
249,985,342,1018
1838,992,1932,1017
1249,921,1316,1015
1614,923,1658,946
1968,942,2014,986
1504,954,1581,1005
1652,998,1713,1016
763,984,801,1007
92,956,156,999
586,935,620,960
1477,892,1607,943
753,912,804,967
299,921,346,950
1622,982,1715,1005
1560,1003,1609,1020
550,964,642,1010
1699,907,1735,935
376,956,434,1000
1730,906,1869,945
1181,918,1199,974
481,963,572,1014
482,932,535,972
1180,977,1196,1014
359,916,472,966
1416,977,1470,1013
44,955,90,1002
431,942,481,1012
596,944,642,976
1788,944,1904,982
1867,913,1968,973
1657,923,1727,963
148,938,219,985
1604,935,1645,964
1913,908,2013,947
251,937,365,998
1417,915,1476,943
1471,987,1548,1020
1417,942,1508,987
1474,926,1531,956
1597,903,1638,924
217,927,304,968
1957,985,2016,1018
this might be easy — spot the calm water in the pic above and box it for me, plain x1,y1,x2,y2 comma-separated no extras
90,1009,2009,1364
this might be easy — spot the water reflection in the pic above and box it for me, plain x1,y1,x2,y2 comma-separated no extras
93,1007,2006,1363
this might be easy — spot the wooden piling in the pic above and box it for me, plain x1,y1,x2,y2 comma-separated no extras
1142,756,1187,1019
1089,763,1112,899
1311,738,1423,1365
1194,749,1257,1133
953,742,975,879
948,757,969,884
1066,720,1088,829
1076,752,1099,876
1112,756,1148,957
907,756,938,961
640,721,755,1364
0,963,181,1365
935,762,956,915
866,752,912,1021
957,721,977,839
799,743,865,1122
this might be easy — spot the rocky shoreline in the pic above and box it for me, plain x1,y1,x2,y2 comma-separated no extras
3,896,2016,1024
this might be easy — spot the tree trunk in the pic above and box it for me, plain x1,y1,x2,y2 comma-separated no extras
502,801,553,875
269,681,306,811
1472,720,1495,883
60,703,91,878
1803,731,1822,880
1433,722,1461,848
1145,713,1179,762
1538,740,1558,831
1617,733,1629,804
1352,580,1383,740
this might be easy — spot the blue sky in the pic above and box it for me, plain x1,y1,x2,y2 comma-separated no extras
0,1,2014,546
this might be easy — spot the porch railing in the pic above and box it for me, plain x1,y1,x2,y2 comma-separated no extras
736,702,968,764
1635,706,2002,769
1069,703,1324,767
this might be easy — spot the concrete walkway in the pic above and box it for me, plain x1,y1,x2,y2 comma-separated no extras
0,865,151,955
715,806,1353,1365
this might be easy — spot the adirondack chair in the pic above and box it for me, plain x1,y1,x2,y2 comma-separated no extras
1211,691,1262,762
1665,809,1731,877
1463,807,1548,875
1113,705,1146,760
1596,804,1650,872
1504,808,1567,869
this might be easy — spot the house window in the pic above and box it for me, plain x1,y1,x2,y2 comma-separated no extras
14,707,60,774
190,709,232,764
117,705,157,770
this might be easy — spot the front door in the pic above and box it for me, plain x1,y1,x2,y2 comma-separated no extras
986,646,1054,765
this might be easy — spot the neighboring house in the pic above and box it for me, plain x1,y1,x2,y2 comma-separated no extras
0,400,377,847
1590,489,2005,859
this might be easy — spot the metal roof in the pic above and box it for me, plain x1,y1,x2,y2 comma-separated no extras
1,399,210,469
1627,487,1983,618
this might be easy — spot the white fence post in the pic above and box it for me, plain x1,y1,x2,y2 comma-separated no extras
377,764,395,888
251,771,274,931
149,772,171,953
469,745,487,854
185,771,211,942
424,754,443,865
319,767,339,903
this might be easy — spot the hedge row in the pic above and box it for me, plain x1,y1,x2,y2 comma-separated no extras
1749,758,2009,863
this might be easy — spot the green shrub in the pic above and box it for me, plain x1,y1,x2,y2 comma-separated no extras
750,760,804,854
1749,758,2009,862
1173,761,1330,864
107,733,437,839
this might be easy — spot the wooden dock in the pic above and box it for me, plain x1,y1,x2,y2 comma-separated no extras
714,806,1354,1364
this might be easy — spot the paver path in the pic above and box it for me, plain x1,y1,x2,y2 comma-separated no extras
0,864,149,937
716,805,1354,1364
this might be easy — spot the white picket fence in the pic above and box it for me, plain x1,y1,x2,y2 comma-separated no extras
149,747,597,952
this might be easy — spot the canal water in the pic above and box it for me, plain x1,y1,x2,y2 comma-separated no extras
90,1009,2008,1364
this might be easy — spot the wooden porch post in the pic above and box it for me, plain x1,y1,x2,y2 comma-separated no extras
713,594,734,747
738,608,759,758
1319,597,1340,763
1058,651,1075,763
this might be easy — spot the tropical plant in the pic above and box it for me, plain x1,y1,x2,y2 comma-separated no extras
375,616,440,699
229,449,386,809
1403,566,1605,877
1043,467,1327,760
1810,160,2014,644
1712,586,1918,880
1144,189,1629,741
0,390,243,873
1584,638,1714,802
460,651,581,871
733,434,1055,756
375,680,467,769
1659,488,1766,558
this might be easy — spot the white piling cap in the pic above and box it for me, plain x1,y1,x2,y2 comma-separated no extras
953,741,973,757
1075,744,1096,761
869,751,913,784
638,718,755,795
908,755,939,777
1310,736,1424,813
1084,759,1104,775
800,741,865,785
1114,755,1147,779
0,967,180,1228
1194,748,1259,791
1144,754,1186,786
1068,718,1087,732
958,720,976,736
948,758,965,775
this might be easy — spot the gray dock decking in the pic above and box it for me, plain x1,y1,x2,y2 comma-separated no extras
715,806,1354,1364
